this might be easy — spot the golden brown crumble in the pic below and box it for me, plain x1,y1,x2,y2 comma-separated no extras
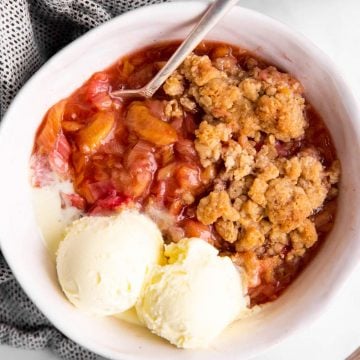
239,78,262,102
179,96,197,112
248,178,268,207
164,99,183,118
265,178,312,232
236,226,265,252
163,71,185,96
255,92,306,142
194,121,232,167
196,190,239,225
221,140,254,181
287,219,318,260
189,78,241,119
162,50,340,297
180,54,221,86
215,218,238,243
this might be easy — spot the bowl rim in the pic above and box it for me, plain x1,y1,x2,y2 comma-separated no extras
1,1,360,359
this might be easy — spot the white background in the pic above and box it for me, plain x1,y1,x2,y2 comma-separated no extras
1,0,360,359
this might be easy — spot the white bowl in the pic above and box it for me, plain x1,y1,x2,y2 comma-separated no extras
1,2,360,359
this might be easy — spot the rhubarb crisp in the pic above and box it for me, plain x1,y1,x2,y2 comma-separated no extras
31,41,340,305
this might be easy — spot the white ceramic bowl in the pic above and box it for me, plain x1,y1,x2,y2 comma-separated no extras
1,2,360,359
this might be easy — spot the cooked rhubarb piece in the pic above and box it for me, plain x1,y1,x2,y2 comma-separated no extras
125,101,178,146
36,100,66,154
76,111,115,154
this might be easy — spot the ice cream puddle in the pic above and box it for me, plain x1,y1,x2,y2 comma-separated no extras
32,180,82,257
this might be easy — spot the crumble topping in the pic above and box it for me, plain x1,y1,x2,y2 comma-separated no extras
164,51,340,292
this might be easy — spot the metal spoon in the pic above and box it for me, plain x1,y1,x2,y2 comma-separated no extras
110,0,238,99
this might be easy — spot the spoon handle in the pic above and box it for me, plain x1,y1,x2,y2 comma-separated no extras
112,0,238,98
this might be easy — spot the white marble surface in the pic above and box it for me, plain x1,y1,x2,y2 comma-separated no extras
1,0,360,359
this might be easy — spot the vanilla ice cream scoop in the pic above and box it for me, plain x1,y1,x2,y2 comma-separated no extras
136,238,248,349
56,210,163,316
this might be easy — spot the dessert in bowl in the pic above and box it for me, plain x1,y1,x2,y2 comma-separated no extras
0,2,360,359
